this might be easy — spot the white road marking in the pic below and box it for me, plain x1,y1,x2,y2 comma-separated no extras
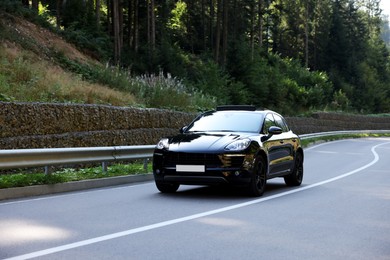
4,141,390,260
315,151,339,154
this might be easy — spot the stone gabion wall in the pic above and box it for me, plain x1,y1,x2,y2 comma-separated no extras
287,112,390,134
0,102,195,149
0,102,389,149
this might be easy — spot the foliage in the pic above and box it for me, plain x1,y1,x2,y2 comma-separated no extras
226,44,333,114
0,0,29,16
62,26,111,61
2,0,389,113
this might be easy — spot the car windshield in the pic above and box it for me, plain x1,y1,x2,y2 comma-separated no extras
186,111,264,133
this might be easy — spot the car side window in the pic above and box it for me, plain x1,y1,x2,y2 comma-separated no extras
273,114,289,132
263,113,276,134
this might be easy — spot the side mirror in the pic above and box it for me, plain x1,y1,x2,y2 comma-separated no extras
268,126,282,135
261,126,282,142
180,126,188,133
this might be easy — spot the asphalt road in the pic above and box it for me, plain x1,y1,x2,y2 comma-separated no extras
1,138,390,260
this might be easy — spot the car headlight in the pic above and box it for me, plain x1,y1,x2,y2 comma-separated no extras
225,139,251,151
156,138,169,149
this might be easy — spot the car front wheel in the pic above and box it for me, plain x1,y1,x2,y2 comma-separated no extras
248,157,267,197
155,180,180,193
284,151,303,186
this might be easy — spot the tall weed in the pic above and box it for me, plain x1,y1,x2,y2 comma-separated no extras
131,72,216,111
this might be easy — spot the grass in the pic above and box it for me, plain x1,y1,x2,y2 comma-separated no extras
0,46,138,106
0,162,152,189
1,134,389,189
0,13,217,112
0,43,216,111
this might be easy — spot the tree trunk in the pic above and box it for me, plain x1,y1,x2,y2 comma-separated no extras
201,0,206,50
32,0,39,12
146,0,156,52
214,0,222,64
258,0,264,50
112,0,122,64
304,0,309,68
56,0,62,29
209,0,214,51
250,2,255,60
151,0,155,51
147,0,150,48
96,0,101,30
127,0,133,47
134,0,139,52
107,0,112,35
221,0,228,66
264,0,270,51
119,0,123,51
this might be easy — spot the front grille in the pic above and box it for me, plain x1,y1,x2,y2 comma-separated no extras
163,152,245,168
164,152,221,166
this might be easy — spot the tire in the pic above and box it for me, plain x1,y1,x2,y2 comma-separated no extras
284,151,303,186
248,157,267,197
155,180,180,193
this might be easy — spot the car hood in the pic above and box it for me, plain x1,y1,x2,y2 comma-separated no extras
167,132,253,152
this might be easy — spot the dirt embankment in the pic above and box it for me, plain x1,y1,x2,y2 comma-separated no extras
0,11,98,65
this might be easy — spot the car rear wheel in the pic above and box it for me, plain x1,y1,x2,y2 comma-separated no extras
284,151,303,186
155,180,180,193
248,157,267,197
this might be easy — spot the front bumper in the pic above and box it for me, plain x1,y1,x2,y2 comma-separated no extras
153,151,255,186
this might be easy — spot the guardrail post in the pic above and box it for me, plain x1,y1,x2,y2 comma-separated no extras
102,162,108,173
143,159,148,171
44,166,52,175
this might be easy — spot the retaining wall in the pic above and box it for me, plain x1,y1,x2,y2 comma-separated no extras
0,102,389,149
0,102,194,149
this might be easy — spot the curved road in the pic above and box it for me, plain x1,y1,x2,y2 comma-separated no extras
1,138,390,260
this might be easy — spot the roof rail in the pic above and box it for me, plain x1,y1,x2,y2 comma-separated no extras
216,105,257,111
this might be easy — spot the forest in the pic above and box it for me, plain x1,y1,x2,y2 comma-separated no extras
1,0,390,114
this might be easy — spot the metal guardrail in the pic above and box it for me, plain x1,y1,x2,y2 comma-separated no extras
0,130,389,173
299,130,390,140
0,145,156,173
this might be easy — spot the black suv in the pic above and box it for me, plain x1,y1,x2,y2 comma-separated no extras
153,105,304,196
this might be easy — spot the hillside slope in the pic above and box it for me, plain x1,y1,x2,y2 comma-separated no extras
0,11,136,106
2,12,96,65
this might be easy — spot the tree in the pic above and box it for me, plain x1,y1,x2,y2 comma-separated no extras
146,0,156,52
215,0,222,64
14,0,389,113
112,0,123,64
32,0,39,12
257,0,264,50
96,0,101,30
56,0,62,29
221,0,228,66
381,15,390,46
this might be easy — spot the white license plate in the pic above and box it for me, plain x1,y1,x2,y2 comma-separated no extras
176,165,205,172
